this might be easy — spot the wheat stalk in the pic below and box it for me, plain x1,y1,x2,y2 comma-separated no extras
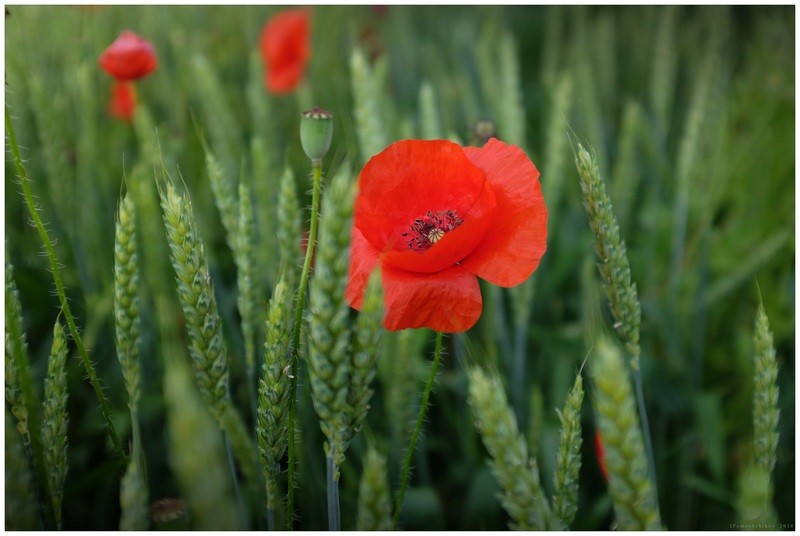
119,423,149,530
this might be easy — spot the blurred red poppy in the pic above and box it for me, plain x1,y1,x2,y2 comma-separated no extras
99,30,157,81
346,138,547,332
108,81,136,122
99,30,156,122
260,8,311,94
594,431,609,482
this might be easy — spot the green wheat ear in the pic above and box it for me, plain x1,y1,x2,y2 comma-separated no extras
552,372,584,528
357,446,392,530
5,253,46,528
752,302,779,489
476,24,526,147
307,165,357,476
114,193,142,412
5,253,34,447
535,68,573,230
350,47,387,163
347,269,384,441
467,366,557,530
609,100,647,235
203,144,239,256
276,166,303,286
727,297,784,532
381,328,425,466
575,143,642,368
419,81,442,139
190,54,241,178
257,273,294,512
40,319,69,530
591,337,662,530
649,6,678,135
236,180,259,412
158,178,256,482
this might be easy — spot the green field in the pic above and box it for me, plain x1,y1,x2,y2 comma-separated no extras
5,5,795,531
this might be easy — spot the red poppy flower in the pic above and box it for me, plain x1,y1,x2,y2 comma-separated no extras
346,138,547,332
108,81,136,122
260,8,311,94
99,30,156,122
594,431,609,482
99,30,157,82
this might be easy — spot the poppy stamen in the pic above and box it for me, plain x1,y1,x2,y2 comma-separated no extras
403,209,463,252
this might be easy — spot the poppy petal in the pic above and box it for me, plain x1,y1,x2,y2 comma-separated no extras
354,140,490,259
381,264,482,333
461,137,547,287
345,226,381,310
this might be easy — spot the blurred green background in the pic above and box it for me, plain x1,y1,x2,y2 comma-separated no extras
5,4,794,530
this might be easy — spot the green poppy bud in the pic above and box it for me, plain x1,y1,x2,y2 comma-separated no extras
300,107,333,164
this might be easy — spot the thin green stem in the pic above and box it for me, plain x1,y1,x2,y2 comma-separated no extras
633,367,659,495
393,331,444,528
223,430,248,529
286,161,323,530
5,106,127,465
327,455,341,531
512,318,527,421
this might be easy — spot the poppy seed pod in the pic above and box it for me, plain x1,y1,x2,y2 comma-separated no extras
300,108,333,164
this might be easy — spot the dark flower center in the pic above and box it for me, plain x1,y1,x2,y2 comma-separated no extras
402,210,463,252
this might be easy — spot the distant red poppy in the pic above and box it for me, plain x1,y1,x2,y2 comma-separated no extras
260,8,311,94
99,30,157,81
594,431,609,482
99,30,156,122
346,138,547,332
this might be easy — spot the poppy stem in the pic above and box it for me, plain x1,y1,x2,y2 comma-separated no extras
286,160,324,530
392,330,444,528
